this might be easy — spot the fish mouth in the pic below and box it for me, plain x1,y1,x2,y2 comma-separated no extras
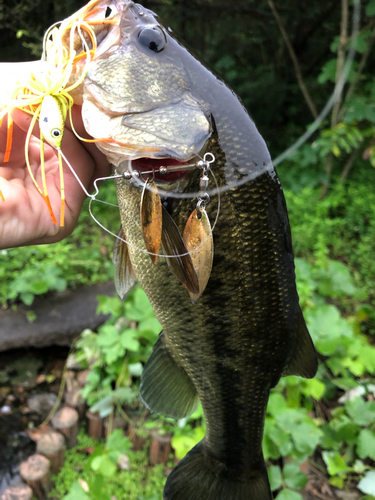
131,157,194,184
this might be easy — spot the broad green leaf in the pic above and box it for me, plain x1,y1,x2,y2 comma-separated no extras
268,425,293,456
63,481,91,500
345,397,375,426
275,489,303,500
291,422,322,455
329,417,359,444
96,326,119,346
322,451,350,476
366,0,375,16
112,387,135,403
91,453,117,477
90,395,113,418
302,379,326,400
318,59,337,84
315,260,356,298
267,393,287,417
263,434,280,460
268,465,282,491
129,362,143,377
120,329,141,351
357,429,375,460
172,427,205,460
283,463,308,489
358,471,375,496
305,304,353,349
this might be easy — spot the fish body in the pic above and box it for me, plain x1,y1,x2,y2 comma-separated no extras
78,1,318,499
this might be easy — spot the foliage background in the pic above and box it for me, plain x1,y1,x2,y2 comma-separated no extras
1,0,375,499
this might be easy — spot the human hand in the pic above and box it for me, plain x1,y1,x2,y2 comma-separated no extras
0,66,110,249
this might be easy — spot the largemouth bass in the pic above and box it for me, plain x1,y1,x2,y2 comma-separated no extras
76,1,318,498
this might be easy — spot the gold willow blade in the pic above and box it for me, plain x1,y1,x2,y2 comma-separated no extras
183,208,214,303
140,179,163,265
161,206,199,295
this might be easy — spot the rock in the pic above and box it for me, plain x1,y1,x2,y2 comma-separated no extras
28,394,57,418
117,454,130,471
0,281,116,352
0,483,33,500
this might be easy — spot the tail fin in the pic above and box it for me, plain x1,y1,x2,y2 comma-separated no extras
164,441,272,500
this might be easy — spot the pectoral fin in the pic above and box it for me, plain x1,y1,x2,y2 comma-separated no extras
112,226,136,299
283,307,318,379
139,332,199,419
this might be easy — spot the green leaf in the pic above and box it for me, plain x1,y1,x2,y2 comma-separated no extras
283,463,308,490
263,434,280,460
329,417,359,444
20,291,34,305
357,429,375,460
358,471,375,496
90,396,113,418
366,0,375,16
268,465,282,491
315,261,357,298
96,326,119,346
172,427,205,460
291,422,322,455
106,429,131,454
322,451,350,476
275,489,303,500
267,393,287,417
302,379,326,400
267,425,293,456
91,454,117,477
345,397,375,426
305,304,353,348
120,329,141,351
318,59,337,84
63,481,91,500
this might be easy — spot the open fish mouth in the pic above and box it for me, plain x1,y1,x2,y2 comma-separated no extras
130,157,196,184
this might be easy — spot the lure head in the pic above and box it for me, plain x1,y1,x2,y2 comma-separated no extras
39,95,65,149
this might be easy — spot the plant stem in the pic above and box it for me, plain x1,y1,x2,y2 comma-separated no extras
339,150,358,182
268,0,318,120
331,0,349,128
321,0,349,198
344,24,375,104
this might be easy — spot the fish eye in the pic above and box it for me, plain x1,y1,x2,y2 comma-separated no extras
138,27,165,53
105,6,112,18
51,128,61,138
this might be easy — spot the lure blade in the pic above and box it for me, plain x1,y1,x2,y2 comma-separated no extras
183,209,214,302
140,179,162,265
113,226,136,299
161,206,199,295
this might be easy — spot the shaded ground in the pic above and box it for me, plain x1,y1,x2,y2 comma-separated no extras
0,346,69,493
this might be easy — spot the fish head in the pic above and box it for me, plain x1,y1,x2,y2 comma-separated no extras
80,0,212,183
